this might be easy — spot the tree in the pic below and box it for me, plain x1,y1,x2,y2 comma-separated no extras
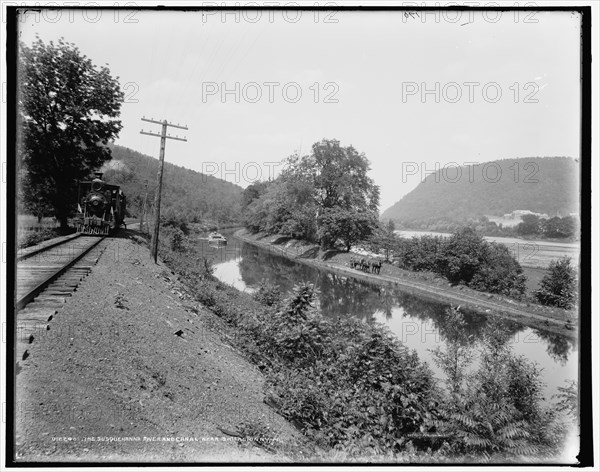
535,257,577,309
19,37,124,227
469,242,527,298
19,171,54,222
438,227,488,284
317,206,378,252
433,227,526,296
308,139,380,249
517,214,541,236
241,181,270,209
368,219,398,261
542,216,577,239
243,140,380,250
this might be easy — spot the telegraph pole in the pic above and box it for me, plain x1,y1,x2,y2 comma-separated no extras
140,117,188,263
139,179,148,233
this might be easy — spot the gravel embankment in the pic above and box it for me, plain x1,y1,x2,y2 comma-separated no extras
15,232,302,462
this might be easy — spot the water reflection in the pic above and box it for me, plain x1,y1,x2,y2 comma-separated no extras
201,231,577,398
533,329,574,366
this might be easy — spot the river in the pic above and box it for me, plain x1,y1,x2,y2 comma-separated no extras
199,229,577,402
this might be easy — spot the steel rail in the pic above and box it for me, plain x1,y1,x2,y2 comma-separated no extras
16,237,104,310
17,233,82,261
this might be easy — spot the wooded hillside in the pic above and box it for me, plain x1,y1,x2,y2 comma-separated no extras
102,144,242,225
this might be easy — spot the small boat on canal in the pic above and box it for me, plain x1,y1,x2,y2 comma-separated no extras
208,232,228,245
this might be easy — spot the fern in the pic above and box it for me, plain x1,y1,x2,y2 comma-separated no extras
426,307,568,458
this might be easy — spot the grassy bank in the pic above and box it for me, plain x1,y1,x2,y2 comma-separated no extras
234,229,577,340
149,226,576,462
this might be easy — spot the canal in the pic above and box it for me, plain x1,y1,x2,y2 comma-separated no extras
199,230,578,401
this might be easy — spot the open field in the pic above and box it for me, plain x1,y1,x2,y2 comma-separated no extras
17,215,59,232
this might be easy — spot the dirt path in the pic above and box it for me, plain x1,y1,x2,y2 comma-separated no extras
234,229,578,340
15,233,302,462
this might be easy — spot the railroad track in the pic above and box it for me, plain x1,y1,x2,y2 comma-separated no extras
16,234,108,361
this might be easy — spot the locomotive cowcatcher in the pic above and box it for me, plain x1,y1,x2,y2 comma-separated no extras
74,172,126,235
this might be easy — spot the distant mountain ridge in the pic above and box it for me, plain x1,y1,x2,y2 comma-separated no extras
102,144,242,224
381,157,578,226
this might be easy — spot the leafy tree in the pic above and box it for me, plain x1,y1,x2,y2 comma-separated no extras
242,181,270,209
396,227,526,297
516,214,541,235
397,235,445,272
542,215,577,239
559,216,578,238
367,219,398,261
535,257,577,309
19,172,54,222
469,243,527,298
310,140,378,210
438,227,488,284
161,207,189,234
266,140,380,249
19,37,124,227
243,140,379,250
309,140,379,249
317,206,378,252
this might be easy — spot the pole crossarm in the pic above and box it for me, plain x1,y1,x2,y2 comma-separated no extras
166,134,187,142
140,130,162,138
140,130,187,141
139,116,188,263
142,116,189,130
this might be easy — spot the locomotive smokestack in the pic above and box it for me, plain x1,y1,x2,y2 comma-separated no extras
94,172,104,180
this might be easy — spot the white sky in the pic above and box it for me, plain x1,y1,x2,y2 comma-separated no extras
16,6,581,211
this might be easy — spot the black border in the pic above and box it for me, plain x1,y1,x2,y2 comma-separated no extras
4,4,593,468
578,3,593,468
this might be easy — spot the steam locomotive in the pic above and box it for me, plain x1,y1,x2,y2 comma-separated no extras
74,172,126,235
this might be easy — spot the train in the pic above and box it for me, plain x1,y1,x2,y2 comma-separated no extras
74,172,126,235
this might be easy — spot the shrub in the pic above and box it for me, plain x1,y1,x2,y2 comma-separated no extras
158,228,214,285
469,243,527,297
437,227,487,285
253,280,282,307
535,257,577,309
262,284,328,365
18,228,59,248
554,380,577,418
397,235,444,272
159,239,568,459
161,208,189,234
267,319,438,453
170,228,185,252
260,284,438,453
395,227,527,298
429,310,563,458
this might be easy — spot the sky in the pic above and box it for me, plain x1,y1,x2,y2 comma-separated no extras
16,6,582,211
